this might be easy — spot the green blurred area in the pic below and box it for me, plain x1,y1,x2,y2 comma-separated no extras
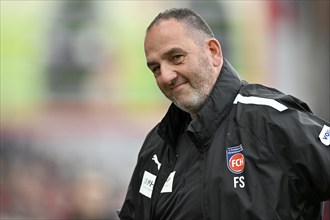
2,1,328,122
1,1,45,114
0,1,164,121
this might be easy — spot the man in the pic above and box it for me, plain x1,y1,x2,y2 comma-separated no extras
119,8,330,220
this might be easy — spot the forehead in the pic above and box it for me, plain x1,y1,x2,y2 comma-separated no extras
146,19,185,38
144,19,191,58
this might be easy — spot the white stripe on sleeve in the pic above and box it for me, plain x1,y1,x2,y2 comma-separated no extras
233,94,288,112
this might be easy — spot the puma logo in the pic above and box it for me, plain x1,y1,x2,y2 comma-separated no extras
152,154,161,170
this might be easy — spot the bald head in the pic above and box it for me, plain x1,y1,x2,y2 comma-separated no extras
146,8,215,46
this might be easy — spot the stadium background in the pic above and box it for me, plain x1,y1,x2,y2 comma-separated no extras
1,1,329,219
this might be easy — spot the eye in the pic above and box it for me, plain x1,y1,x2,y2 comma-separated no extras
171,54,184,64
151,66,160,77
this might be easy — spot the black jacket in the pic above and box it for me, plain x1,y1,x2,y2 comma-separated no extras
119,60,330,220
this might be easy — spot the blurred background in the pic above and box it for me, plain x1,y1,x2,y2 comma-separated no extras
1,1,329,219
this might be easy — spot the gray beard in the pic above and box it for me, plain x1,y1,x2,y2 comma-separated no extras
172,55,215,115
172,91,208,115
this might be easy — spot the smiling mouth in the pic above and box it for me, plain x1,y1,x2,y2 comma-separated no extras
170,79,188,91
170,83,186,93
173,82,184,89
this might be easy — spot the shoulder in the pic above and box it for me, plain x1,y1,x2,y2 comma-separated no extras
232,83,321,135
233,83,327,141
235,83,313,115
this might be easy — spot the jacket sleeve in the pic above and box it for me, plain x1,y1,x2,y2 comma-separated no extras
268,96,330,202
119,143,146,220
118,125,159,220
118,176,136,220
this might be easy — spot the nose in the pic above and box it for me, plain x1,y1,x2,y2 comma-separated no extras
158,64,178,86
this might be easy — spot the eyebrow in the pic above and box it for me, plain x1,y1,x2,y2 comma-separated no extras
147,47,186,69
161,47,186,59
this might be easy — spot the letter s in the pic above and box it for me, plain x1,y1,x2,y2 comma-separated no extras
239,176,245,188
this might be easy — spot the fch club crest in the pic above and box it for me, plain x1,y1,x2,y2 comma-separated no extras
226,144,245,174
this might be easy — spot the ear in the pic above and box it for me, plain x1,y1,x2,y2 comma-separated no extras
207,38,223,67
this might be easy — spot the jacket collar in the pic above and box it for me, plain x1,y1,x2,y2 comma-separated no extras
157,59,243,150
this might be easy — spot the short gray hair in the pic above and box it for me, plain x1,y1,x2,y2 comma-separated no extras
146,8,215,45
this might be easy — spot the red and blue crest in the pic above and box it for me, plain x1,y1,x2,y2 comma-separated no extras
226,144,245,174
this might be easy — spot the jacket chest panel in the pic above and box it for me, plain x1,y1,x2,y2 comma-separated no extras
202,123,292,219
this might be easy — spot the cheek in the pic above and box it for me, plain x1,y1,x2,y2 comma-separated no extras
156,80,174,101
156,79,168,94
155,78,163,88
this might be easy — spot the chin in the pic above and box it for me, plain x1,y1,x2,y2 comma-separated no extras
174,101,200,114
